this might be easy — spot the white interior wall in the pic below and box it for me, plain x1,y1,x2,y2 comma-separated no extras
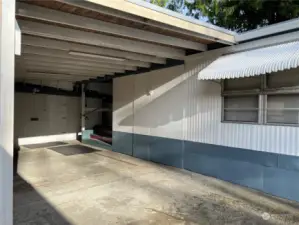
14,93,81,143
113,58,299,157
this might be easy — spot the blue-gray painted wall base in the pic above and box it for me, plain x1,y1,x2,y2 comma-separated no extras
112,131,299,202
113,131,133,156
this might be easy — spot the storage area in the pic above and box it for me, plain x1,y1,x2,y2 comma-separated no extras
14,81,112,148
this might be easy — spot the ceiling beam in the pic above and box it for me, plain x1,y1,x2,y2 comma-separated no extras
17,2,206,51
17,60,132,73
24,66,113,76
16,65,111,77
22,35,166,64
17,61,125,73
18,20,186,59
16,73,94,81
114,58,184,78
21,45,151,68
17,54,138,71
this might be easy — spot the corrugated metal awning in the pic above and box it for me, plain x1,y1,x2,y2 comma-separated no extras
198,41,299,80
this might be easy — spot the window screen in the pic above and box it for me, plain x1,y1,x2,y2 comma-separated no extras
267,68,299,88
224,76,261,91
224,95,259,122
267,94,299,124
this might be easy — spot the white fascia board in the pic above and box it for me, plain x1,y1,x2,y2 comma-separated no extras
58,0,235,44
127,0,236,36
127,0,236,45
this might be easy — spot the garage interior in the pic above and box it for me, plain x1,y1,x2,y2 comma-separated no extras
12,0,299,224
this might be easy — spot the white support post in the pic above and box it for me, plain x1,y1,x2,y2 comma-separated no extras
0,0,16,224
81,83,86,134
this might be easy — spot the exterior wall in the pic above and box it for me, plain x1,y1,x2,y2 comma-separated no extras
113,57,299,202
114,60,299,157
14,93,81,144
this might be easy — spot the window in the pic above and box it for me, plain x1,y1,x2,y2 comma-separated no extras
224,96,259,122
222,68,299,125
267,94,299,124
222,76,261,123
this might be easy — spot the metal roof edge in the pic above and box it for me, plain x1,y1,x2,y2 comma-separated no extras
236,17,299,43
185,30,299,63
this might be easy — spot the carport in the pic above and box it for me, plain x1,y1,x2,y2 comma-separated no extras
2,0,235,224
13,0,234,147
1,0,299,224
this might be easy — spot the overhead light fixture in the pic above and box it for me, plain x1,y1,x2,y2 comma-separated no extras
68,51,125,61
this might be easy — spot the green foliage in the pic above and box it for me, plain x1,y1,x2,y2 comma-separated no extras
150,0,168,7
167,0,186,12
148,0,299,32
188,0,299,32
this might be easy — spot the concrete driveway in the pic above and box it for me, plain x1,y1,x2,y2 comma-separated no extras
14,142,299,225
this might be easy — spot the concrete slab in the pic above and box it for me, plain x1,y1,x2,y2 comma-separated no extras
14,142,299,225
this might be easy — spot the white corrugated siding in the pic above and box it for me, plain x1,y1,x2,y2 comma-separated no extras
113,47,299,157
198,41,299,80
187,62,299,156
113,76,134,134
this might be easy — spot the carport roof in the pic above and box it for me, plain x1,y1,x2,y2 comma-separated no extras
15,0,236,83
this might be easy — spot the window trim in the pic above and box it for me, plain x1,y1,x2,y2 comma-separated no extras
221,74,299,126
